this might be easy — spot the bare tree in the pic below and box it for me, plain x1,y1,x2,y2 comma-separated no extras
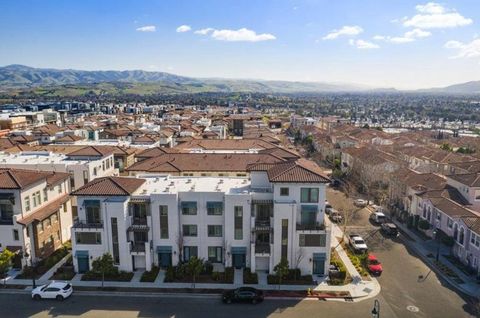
176,234,184,263
292,248,305,281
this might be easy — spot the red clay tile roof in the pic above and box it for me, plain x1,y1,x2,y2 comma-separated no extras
66,146,113,157
127,153,285,173
72,177,146,196
0,168,59,189
173,139,276,151
248,159,330,183
56,135,85,142
447,173,480,187
16,194,70,225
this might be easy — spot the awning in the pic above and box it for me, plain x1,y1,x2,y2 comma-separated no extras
129,198,150,204
231,247,247,254
16,194,70,226
75,250,89,257
156,246,172,253
83,199,100,206
313,253,326,261
5,246,22,253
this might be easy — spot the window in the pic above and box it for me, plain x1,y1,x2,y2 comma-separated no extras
51,213,58,223
207,202,223,215
447,218,453,229
43,217,51,228
83,171,89,185
436,212,441,222
37,222,43,233
36,191,41,205
75,232,102,244
13,229,19,241
459,227,465,245
300,188,319,203
160,205,169,239
471,233,476,245
299,234,326,247
236,173,246,177
43,189,48,202
208,246,223,263
281,219,288,259
93,167,97,176
63,203,68,213
111,218,120,264
58,184,62,194
300,205,318,225
280,187,289,196
234,206,243,240
183,225,198,237
70,176,75,190
85,200,101,224
0,194,14,224
208,225,222,237
181,201,197,215
183,246,198,261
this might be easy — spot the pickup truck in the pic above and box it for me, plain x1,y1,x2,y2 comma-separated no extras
349,234,368,253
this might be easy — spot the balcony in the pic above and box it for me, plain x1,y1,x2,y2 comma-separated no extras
255,243,270,254
72,218,103,230
254,219,271,231
127,216,150,232
296,222,325,231
129,241,147,254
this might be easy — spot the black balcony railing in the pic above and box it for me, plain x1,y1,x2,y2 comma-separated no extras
130,242,146,253
255,243,270,254
73,219,103,229
296,222,325,231
132,217,148,225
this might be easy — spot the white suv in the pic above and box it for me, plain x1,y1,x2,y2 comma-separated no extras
32,282,73,301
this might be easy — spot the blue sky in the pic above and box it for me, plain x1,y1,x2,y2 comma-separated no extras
0,0,479,89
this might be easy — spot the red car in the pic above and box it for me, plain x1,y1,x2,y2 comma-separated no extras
367,254,383,276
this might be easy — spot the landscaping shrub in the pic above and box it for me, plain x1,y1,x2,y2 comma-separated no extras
243,268,258,284
417,219,431,230
82,270,133,282
140,266,160,282
164,266,176,282
224,267,234,283
203,261,213,275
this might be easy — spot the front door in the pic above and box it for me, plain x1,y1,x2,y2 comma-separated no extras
77,256,89,273
313,259,325,275
232,253,246,269
159,252,172,268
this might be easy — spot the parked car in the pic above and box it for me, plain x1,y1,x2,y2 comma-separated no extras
326,206,335,215
370,212,386,224
32,282,73,301
370,204,383,213
222,287,264,304
354,199,368,207
349,234,368,253
381,223,399,237
329,210,343,223
366,254,383,276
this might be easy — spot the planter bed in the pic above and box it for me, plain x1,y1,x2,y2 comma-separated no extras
81,271,134,282
16,245,70,280
243,268,258,284
140,266,160,282
164,266,234,284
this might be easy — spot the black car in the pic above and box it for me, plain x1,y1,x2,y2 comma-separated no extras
222,287,264,304
381,223,399,237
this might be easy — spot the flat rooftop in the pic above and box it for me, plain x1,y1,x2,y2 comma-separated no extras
137,175,251,195
0,151,103,165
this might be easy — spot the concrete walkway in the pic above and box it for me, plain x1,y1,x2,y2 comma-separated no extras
393,218,480,298
38,253,72,281
131,270,144,283
233,268,243,286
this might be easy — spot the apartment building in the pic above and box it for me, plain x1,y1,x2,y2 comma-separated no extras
0,168,72,268
70,160,331,277
0,150,117,192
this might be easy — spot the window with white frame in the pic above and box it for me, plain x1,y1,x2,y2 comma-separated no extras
447,218,453,229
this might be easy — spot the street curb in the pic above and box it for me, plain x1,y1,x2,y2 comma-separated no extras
392,220,477,299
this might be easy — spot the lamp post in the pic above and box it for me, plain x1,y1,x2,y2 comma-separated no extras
371,299,380,318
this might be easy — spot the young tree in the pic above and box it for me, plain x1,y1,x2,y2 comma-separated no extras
185,256,204,288
91,253,116,288
273,258,289,289
292,249,305,281
0,249,15,287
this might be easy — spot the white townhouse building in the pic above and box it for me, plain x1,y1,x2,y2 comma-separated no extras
70,159,331,277
0,168,73,268
0,150,117,192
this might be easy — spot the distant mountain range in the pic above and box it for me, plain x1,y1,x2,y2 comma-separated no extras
0,64,479,95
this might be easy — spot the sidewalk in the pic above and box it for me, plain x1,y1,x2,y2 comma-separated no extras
393,219,480,298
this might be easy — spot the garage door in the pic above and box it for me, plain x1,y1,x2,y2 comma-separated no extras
255,257,269,272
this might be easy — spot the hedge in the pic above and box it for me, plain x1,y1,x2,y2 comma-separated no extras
243,268,258,284
82,270,133,282
140,266,160,282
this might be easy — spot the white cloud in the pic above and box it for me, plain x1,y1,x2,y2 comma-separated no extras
322,25,363,40
136,25,156,32
194,28,214,35
349,39,380,49
403,2,472,29
374,28,431,44
415,2,445,14
444,39,480,59
210,28,276,42
176,25,191,33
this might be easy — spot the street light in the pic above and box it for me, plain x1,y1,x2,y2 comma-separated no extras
371,299,380,318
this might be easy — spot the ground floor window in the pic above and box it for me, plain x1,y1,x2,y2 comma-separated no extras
183,246,198,261
208,246,223,263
